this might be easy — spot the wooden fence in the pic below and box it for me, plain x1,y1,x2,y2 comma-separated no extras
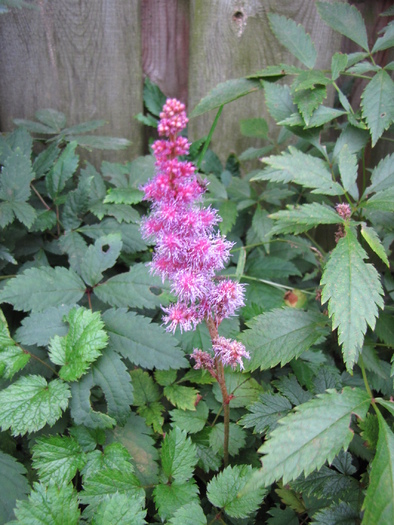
0,0,390,166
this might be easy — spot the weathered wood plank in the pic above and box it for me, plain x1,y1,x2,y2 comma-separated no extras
187,0,343,163
0,0,143,164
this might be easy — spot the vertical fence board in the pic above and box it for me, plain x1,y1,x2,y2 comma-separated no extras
0,0,143,164
187,0,342,162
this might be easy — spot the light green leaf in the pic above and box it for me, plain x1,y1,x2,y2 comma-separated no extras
81,443,133,480
293,86,327,125
70,348,133,428
15,305,71,347
316,1,369,51
0,451,30,524
362,186,394,212
270,203,341,235
0,266,85,313
0,309,30,378
66,135,131,150
170,401,209,434
302,106,347,128
103,187,144,205
154,368,177,386
268,13,316,68
257,147,344,195
137,402,165,434
143,76,167,116
338,144,359,200
0,376,71,436
218,200,237,235
91,493,147,525
46,141,79,198
331,52,348,80
209,423,246,456
11,482,80,525
255,387,370,486
263,81,297,124
153,481,199,521
240,118,268,138
161,427,197,483
364,153,394,195
130,368,161,405
0,149,34,202
36,108,67,131
361,70,394,146
361,223,389,267
48,307,108,381
190,78,261,118
207,465,266,518
212,370,264,408
94,263,168,309
362,412,394,525
164,384,199,411
103,308,187,370
167,502,207,525
240,309,329,372
372,20,394,53
240,393,292,435
81,234,122,286
321,228,384,371
32,435,86,486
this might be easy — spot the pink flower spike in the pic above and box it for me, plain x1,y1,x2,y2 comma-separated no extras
212,336,250,370
162,302,200,333
190,349,215,371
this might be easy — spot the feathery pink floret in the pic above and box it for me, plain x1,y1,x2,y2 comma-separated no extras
212,336,250,370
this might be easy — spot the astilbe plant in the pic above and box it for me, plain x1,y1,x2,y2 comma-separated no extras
140,98,250,465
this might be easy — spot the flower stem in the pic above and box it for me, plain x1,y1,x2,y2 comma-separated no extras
196,105,223,170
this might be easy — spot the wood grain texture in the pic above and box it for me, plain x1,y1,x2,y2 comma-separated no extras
187,0,343,163
0,0,143,164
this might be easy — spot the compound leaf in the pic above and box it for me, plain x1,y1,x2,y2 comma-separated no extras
321,228,384,371
0,308,30,379
15,305,71,347
164,384,199,411
48,307,108,381
0,149,34,203
240,309,329,372
207,464,266,519
255,387,370,486
0,376,71,436
270,203,340,235
170,401,209,434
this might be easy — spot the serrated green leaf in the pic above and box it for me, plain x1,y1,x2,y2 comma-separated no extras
11,482,80,525
0,376,71,436
301,106,347,129
167,502,207,525
69,426,105,453
240,118,268,138
270,203,341,235
331,52,348,80
81,443,133,480
137,402,165,434
130,368,161,405
267,505,299,525
360,223,389,267
30,209,57,232
263,81,297,124
212,369,264,408
290,464,359,500
372,21,394,53
321,229,384,371
257,147,343,195
161,427,197,482
94,263,168,309
13,119,56,134
61,173,93,229
48,307,108,381
362,186,394,212
66,135,131,150
91,492,147,525
0,266,85,313
362,412,394,525
0,451,30,524
240,393,292,435
0,149,34,202
338,145,359,199
190,78,261,118
170,401,209,434
294,86,327,125
104,187,144,205
0,309,30,378
364,153,394,196
375,313,394,348
81,234,122,286
46,141,79,198
16,306,71,347
255,387,370,486
143,77,167,117
8,201,37,227
218,200,237,235
164,384,199,410
153,481,199,521
32,435,86,486
36,109,66,131
58,231,88,275
155,368,177,386
240,309,329,372
209,423,246,456
312,501,361,524
61,120,107,136
361,70,394,146
275,375,313,406
268,13,316,68
103,308,187,370
70,348,133,428
207,464,266,518
316,1,369,51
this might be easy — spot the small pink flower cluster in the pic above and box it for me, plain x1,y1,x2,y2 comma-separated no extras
141,98,245,336
335,203,352,220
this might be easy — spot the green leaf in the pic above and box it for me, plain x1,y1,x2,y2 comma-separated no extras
81,443,133,480
155,368,177,386
61,173,93,229
104,187,144,205
0,376,71,436
207,465,266,518
46,141,79,198
36,108,67,131
321,229,384,371
364,153,394,195
32,435,86,486
48,307,108,381
240,309,329,372
94,263,168,309
0,149,34,202
103,308,187,370
268,13,316,68
331,52,348,80
164,384,199,411
167,502,207,525
338,145,359,200
143,76,167,117
137,402,165,434
372,21,394,53
257,147,344,195
190,78,261,118
58,231,88,275
170,401,209,434
255,387,370,486
161,427,197,482
218,200,237,235
0,309,30,379
66,135,131,150
263,81,297,123
11,482,80,525
0,451,30,524
209,423,246,456
360,223,389,267
301,106,347,129
92,492,147,525
270,203,341,235
267,505,299,525
293,86,327,125
15,305,71,347
212,371,263,408
153,481,199,521
291,464,359,500
2,201,37,228
61,120,106,136
240,393,292,435
316,1,369,51
81,234,122,286
361,70,394,146
70,348,133,428
130,368,161,405
0,266,85,313
240,118,268,138
313,501,361,524
362,412,394,525
362,186,394,213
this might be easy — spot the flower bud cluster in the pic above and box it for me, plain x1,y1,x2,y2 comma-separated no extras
141,98,245,335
